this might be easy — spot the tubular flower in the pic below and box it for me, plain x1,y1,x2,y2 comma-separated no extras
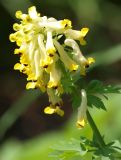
64,39,95,75
10,6,94,118
76,89,87,129
64,27,89,45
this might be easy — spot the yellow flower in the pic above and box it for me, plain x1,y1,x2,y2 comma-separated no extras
61,19,72,29
39,19,71,31
54,40,79,71
34,50,42,78
14,48,25,55
87,57,95,65
80,28,89,45
76,119,85,128
28,6,39,19
80,57,95,76
37,34,54,68
14,63,24,72
20,54,29,64
65,27,89,45
76,89,87,129
26,80,46,92
13,23,22,31
27,73,37,81
46,30,56,56
44,104,64,116
15,10,30,22
9,33,16,42
26,81,37,89
47,63,61,89
15,10,23,19
65,39,95,75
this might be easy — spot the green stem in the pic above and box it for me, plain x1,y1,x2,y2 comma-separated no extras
86,110,105,147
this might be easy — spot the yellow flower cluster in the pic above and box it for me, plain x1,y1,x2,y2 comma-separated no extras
9,6,94,118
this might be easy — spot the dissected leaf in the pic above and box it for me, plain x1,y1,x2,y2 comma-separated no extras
87,95,106,110
50,137,121,160
85,80,121,110
86,80,121,95
103,85,121,94
61,72,75,94
86,80,103,94
86,80,121,94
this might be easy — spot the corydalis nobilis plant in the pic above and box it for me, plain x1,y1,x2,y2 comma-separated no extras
9,6,95,128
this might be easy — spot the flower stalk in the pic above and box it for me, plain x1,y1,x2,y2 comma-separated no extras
86,110,106,147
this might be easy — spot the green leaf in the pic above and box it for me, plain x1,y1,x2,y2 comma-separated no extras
50,138,88,160
51,138,81,152
111,140,121,153
87,95,106,110
103,85,121,94
86,80,121,110
91,140,121,160
86,80,121,95
61,68,75,94
62,78,74,94
86,80,103,94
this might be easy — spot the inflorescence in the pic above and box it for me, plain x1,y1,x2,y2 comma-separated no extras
9,6,95,127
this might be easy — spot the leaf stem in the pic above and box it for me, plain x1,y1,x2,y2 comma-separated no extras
86,110,105,147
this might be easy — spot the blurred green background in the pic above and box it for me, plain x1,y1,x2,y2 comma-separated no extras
0,0,121,159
